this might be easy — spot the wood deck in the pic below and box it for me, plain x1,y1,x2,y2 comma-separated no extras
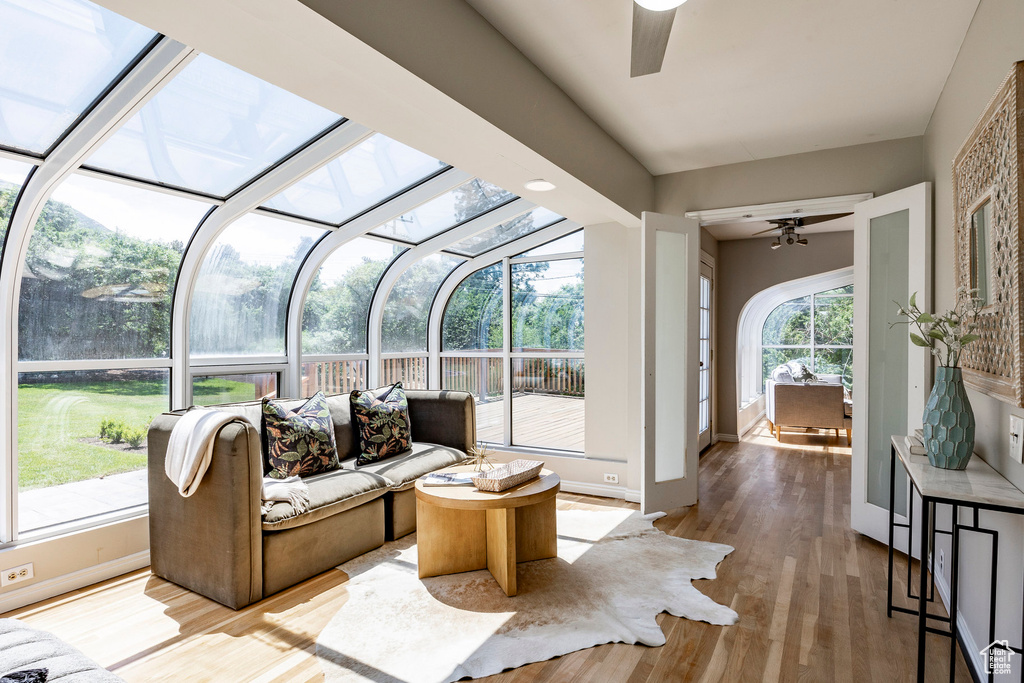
6,421,972,682
476,393,585,452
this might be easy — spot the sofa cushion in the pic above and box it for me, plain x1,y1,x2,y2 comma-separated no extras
261,468,389,531
350,383,413,466
262,392,340,479
342,442,470,490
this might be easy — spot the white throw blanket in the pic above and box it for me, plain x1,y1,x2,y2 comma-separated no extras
261,476,311,516
165,409,243,497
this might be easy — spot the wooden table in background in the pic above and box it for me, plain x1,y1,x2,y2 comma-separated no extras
414,467,560,596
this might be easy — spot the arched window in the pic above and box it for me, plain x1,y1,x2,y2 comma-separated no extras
735,268,853,411
761,284,853,388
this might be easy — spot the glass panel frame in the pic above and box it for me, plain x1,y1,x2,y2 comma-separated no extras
446,208,562,257
191,372,279,406
369,179,515,244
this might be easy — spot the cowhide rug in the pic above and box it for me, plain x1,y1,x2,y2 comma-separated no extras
317,508,737,682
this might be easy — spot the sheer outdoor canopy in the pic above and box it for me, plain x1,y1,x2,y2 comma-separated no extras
0,0,585,542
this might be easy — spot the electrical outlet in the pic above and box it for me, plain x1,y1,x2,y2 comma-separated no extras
1011,414,1024,464
938,549,944,575
1,562,33,587
603,473,619,484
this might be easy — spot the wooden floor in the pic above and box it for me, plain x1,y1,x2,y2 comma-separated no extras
6,421,973,682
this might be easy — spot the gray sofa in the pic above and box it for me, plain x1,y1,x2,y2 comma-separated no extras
147,390,475,609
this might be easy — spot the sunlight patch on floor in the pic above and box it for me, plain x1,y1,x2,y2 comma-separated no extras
742,420,852,455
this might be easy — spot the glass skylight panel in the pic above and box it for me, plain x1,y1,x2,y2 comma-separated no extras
515,229,584,258
18,173,211,361
84,54,340,197
370,179,514,243
0,0,156,154
447,207,562,256
263,134,446,225
302,237,405,354
0,157,34,246
190,213,326,356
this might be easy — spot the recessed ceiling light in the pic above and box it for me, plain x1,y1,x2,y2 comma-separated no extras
635,0,688,11
524,179,556,192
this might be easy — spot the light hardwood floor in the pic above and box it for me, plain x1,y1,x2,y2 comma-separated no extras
6,421,973,682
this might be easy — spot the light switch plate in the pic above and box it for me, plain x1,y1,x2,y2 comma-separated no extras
1010,414,1024,464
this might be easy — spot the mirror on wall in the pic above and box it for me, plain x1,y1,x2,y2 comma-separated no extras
969,197,992,306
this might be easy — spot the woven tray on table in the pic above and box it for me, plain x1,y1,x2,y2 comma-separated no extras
472,459,543,492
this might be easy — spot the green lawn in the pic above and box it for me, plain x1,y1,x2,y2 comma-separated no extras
18,376,261,490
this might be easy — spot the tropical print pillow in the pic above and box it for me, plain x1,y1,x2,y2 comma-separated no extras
350,382,413,466
262,392,340,479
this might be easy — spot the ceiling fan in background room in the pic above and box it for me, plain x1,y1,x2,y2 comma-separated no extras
753,214,851,250
631,0,687,77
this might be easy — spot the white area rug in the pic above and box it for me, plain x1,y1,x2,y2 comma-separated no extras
317,508,738,683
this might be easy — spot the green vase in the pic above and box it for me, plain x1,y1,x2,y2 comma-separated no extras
922,366,975,470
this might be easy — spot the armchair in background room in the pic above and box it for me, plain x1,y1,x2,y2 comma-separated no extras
765,373,852,443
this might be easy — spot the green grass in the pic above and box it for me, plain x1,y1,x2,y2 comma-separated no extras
18,376,261,490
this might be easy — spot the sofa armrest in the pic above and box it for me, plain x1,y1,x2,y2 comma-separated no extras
405,390,477,454
147,412,264,609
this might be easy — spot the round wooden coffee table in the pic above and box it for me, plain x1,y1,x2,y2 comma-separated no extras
415,466,560,596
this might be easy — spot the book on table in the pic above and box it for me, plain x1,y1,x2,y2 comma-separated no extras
420,471,481,486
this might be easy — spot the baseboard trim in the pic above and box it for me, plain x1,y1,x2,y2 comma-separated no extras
739,410,766,437
559,479,637,501
0,550,150,614
933,559,985,682
715,433,739,443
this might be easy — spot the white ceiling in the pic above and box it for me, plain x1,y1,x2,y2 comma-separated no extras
706,213,853,241
466,0,980,175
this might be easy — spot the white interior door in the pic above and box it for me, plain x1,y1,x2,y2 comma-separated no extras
851,182,932,550
698,261,713,451
640,212,700,514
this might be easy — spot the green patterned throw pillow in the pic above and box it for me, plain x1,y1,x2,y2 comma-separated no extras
350,382,413,466
262,392,339,479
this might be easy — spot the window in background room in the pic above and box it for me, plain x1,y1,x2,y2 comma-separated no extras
441,264,504,443
381,252,463,388
190,213,326,358
18,173,210,361
761,287,854,389
192,372,278,406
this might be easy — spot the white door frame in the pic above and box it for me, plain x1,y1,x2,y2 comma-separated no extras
851,182,932,550
640,212,700,514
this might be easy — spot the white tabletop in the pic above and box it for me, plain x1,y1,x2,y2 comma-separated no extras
891,435,1024,510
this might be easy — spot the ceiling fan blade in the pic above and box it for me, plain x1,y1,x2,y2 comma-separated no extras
751,226,783,236
800,212,852,226
631,4,676,78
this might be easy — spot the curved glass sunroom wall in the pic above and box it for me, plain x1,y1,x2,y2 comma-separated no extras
0,0,580,542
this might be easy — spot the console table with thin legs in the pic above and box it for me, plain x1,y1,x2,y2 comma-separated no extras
888,436,1024,683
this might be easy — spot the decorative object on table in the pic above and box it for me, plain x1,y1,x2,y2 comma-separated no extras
953,61,1024,408
471,459,543,492
419,471,479,487
893,290,983,469
466,441,496,471
904,435,927,455
316,508,738,683
349,382,412,465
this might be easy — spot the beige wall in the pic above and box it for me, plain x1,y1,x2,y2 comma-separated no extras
920,0,1024,670
655,138,924,436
